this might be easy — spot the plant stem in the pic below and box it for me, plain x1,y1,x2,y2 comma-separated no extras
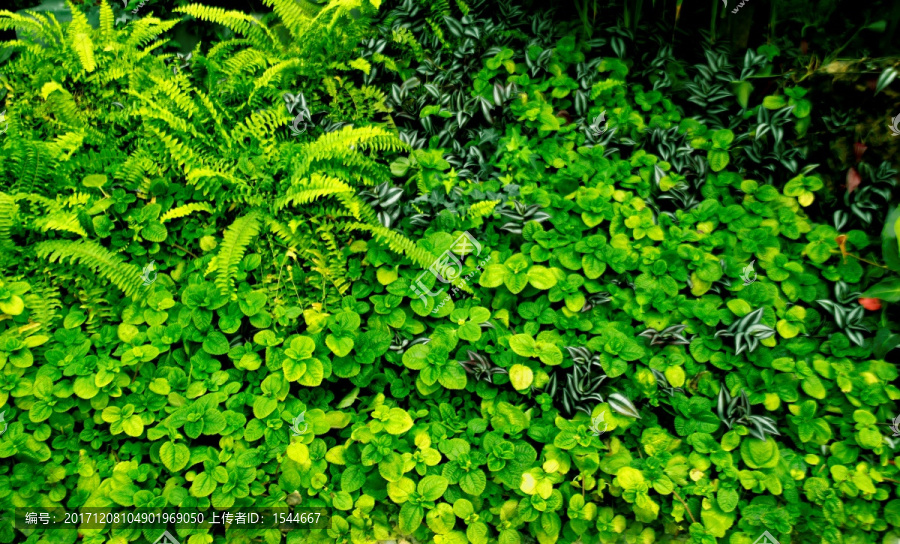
832,249,890,270
170,242,198,259
673,490,697,524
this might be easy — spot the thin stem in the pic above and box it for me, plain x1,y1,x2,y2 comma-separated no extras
832,249,890,270
170,242,198,259
672,491,698,524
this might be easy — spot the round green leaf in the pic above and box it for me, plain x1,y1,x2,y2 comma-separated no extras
160,441,190,472
740,438,780,469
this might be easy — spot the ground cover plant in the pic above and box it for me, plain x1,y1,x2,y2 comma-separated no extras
1,0,900,543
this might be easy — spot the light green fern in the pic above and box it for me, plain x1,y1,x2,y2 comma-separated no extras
214,210,263,298
34,239,145,297
160,203,215,223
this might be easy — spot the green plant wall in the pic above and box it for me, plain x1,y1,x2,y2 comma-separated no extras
0,0,899,543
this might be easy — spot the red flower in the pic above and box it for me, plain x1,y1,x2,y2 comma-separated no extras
853,142,867,162
846,167,862,194
859,298,882,311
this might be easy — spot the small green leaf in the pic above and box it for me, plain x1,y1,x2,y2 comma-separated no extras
159,441,190,472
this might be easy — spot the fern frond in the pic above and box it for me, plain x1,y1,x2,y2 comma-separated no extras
249,59,301,101
117,149,161,189
335,193,380,225
0,193,18,247
185,166,244,196
148,74,199,118
207,38,253,61
347,222,436,272
125,17,179,49
43,84,83,127
467,200,501,219
299,125,408,171
160,203,214,223
230,107,289,154
222,48,269,76
174,5,275,51
193,87,230,145
8,141,56,194
66,1,96,73
60,192,92,208
0,11,54,44
258,0,316,44
99,63,130,85
98,1,114,43
49,132,86,160
23,284,62,332
34,239,144,297
315,226,350,294
275,175,354,211
33,211,88,237
145,126,198,171
77,284,115,335
264,216,314,251
391,27,424,60
215,210,263,298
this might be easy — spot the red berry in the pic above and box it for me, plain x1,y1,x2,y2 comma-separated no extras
859,298,882,311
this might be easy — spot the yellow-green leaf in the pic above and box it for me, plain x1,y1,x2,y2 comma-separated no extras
72,33,97,72
509,364,534,390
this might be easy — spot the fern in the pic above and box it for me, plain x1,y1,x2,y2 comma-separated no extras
249,58,301,101
347,222,436,273
467,200,501,219
259,0,316,45
275,175,354,212
160,203,214,223
34,211,88,237
66,1,96,73
77,284,115,335
174,5,277,51
34,239,144,297
23,284,62,332
0,192,17,247
214,210,262,298
125,17,179,49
